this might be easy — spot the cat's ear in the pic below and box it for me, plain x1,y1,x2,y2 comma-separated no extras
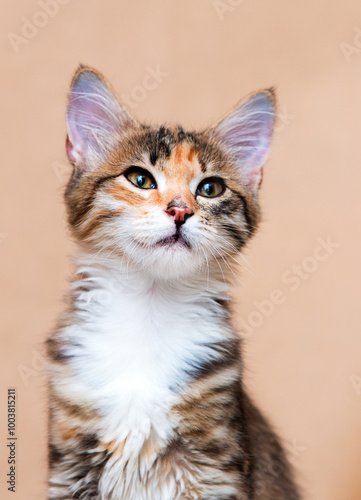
210,89,276,195
66,65,135,171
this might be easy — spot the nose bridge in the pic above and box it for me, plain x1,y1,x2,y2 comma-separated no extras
162,142,199,213
161,142,199,211
166,194,191,210
164,181,194,212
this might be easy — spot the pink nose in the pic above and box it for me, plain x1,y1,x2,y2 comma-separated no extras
165,205,193,223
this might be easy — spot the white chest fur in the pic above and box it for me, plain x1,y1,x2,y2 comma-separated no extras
59,255,231,499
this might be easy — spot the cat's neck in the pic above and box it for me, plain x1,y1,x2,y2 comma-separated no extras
67,249,237,378
71,249,232,307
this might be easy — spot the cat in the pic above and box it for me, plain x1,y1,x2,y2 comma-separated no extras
46,65,301,500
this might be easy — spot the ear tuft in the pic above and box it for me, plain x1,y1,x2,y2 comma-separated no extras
211,89,276,194
66,66,133,171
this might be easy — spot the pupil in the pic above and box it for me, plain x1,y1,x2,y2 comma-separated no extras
137,175,145,186
205,183,214,195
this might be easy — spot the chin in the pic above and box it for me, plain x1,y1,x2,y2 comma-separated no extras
130,243,206,281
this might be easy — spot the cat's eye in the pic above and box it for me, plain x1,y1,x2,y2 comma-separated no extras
197,178,225,198
125,168,157,190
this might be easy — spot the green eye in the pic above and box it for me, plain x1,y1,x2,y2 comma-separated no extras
197,178,225,198
125,168,156,189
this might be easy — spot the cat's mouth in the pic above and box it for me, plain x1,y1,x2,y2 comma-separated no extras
156,232,191,249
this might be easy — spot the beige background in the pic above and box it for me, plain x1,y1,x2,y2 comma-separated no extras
1,1,361,499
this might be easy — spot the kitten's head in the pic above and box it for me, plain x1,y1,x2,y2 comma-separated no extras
64,66,275,280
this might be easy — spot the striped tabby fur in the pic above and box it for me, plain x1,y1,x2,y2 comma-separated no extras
46,66,300,499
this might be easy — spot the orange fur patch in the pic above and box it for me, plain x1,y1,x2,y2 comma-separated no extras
105,184,145,205
56,422,80,441
187,146,196,163
102,439,126,457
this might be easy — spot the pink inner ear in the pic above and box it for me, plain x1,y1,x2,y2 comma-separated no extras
66,70,126,170
66,135,82,165
247,167,263,191
215,91,275,193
